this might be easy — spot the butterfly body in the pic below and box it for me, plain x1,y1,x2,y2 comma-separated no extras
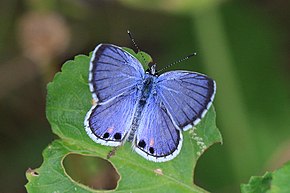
84,44,216,162
128,73,156,141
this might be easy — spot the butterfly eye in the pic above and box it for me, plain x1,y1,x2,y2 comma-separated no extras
149,147,155,154
138,140,146,148
114,133,122,140
103,132,110,138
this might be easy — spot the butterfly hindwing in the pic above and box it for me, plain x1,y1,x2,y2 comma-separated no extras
85,92,139,146
85,44,144,146
156,71,216,130
133,94,182,162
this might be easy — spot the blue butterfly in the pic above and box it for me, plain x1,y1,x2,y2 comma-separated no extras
84,44,216,162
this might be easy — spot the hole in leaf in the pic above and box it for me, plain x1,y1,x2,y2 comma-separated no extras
26,168,39,176
63,154,120,190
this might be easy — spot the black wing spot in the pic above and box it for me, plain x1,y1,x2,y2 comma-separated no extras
149,147,155,154
114,133,122,140
138,140,146,148
103,132,110,138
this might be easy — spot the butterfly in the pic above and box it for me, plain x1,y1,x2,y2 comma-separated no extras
84,44,216,162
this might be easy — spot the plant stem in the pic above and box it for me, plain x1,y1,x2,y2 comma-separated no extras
193,5,257,182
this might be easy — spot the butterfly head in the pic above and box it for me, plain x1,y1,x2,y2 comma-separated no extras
146,63,158,76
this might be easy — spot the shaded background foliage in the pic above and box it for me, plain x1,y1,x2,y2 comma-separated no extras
0,0,290,192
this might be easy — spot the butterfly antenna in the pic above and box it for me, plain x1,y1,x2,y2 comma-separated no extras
157,52,197,73
127,30,148,66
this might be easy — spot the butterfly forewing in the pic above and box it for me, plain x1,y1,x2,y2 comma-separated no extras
89,44,144,103
156,71,216,130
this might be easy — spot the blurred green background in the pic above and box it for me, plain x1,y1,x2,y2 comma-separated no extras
0,0,290,192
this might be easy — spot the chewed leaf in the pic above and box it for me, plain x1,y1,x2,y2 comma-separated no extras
26,141,94,193
240,172,272,193
241,161,290,193
26,48,222,192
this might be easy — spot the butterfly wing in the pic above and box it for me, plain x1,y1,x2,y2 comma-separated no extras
133,94,182,162
85,92,139,146
88,44,144,102
156,70,216,131
85,44,144,146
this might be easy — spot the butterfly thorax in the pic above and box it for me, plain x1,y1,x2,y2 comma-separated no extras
139,75,154,102
127,74,157,141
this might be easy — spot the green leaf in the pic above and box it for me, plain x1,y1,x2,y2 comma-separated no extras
241,161,290,193
271,161,290,193
241,172,272,193
26,48,222,192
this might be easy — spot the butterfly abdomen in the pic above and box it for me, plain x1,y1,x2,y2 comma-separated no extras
127,75,156,141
